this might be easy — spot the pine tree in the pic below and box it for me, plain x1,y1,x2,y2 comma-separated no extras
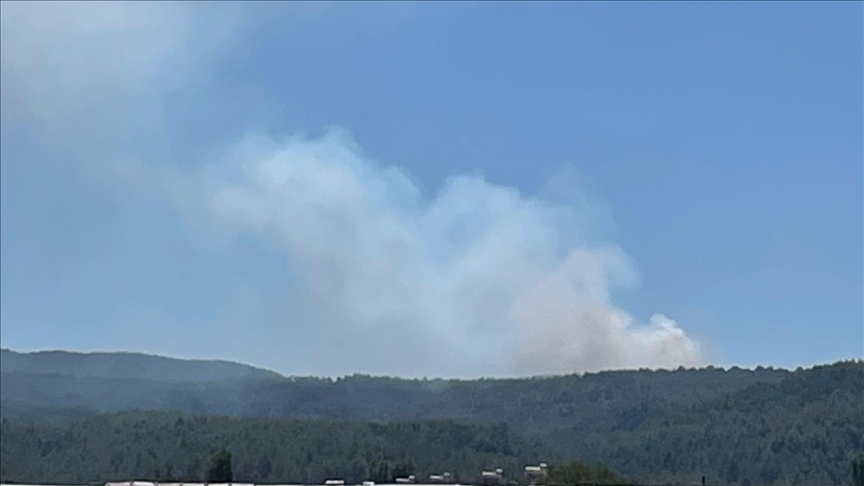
207,450,233,482
852,457,864,486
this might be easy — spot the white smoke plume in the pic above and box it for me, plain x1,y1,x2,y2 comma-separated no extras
164,129,703,376
1,1,703,376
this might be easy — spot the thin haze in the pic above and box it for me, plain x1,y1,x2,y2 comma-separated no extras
0,2,700,376
2,2,859,376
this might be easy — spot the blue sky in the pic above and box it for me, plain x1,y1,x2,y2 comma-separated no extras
1,1,861,377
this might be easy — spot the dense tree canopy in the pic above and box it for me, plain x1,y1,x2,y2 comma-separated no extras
1,357,861,486
544,460,622,485
0,413,546,484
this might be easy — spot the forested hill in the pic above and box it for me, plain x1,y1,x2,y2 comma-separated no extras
0,413,550,484
0,354,797,434
543,360,864,485
1,355,862,485
0,349,282,382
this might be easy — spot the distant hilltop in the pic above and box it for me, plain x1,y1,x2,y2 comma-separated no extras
0,348,284,383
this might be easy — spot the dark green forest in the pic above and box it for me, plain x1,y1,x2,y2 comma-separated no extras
1,350,862,486
0,413,551,484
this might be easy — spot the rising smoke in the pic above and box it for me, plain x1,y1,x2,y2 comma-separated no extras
168,129,703,376
1,1,702,377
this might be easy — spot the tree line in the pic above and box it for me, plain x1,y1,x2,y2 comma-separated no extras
1,360,862,485
0,412,553,484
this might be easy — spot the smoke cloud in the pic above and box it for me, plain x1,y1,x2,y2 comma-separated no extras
1,1,702,376
164,129,703,375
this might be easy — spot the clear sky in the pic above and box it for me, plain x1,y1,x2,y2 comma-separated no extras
1,1,861,377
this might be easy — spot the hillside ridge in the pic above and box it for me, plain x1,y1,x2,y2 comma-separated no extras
4,347,856,380
0,348,283,382
1,356,861,486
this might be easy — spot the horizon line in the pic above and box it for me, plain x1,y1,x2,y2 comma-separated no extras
2,347,861,381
